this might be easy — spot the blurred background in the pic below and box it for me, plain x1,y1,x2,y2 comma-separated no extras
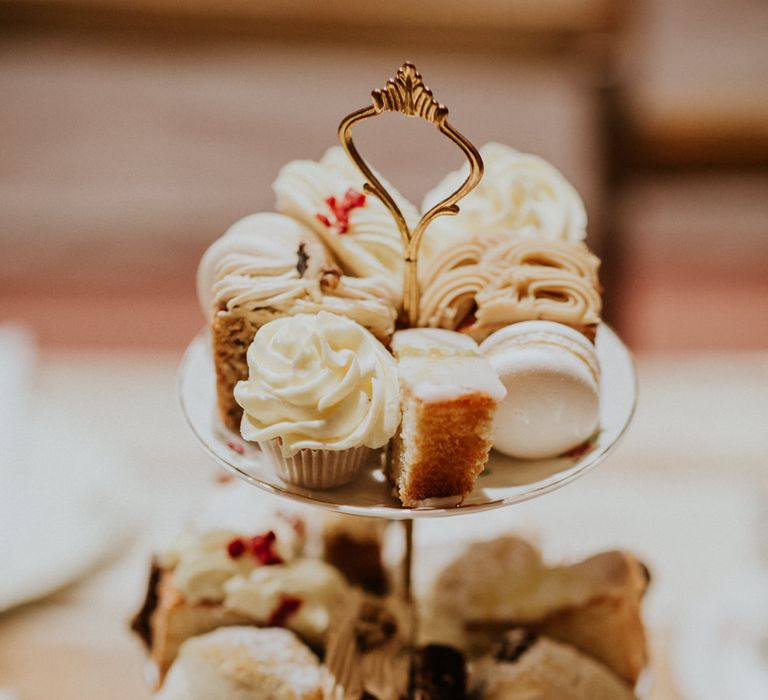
1,1,767,698
2,0,767,352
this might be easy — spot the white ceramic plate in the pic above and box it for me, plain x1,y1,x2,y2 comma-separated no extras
0,410,134,612
179,324,636,518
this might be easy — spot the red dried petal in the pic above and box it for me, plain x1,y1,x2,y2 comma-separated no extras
227,538,247,559
344,188,366,208
316,188,366,235
267,595,303,627
251,530,283,565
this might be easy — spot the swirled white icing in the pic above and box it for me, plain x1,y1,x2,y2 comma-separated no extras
273,147,419,301
158,527,347,648
234,312,400,456
197,213,325,320
475,265,602,330
160,526,303,605
197,212,397,339
224,559,348,647
419,236,601,340
421,142,587,244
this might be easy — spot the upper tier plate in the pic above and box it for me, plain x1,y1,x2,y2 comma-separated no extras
179,324,636,519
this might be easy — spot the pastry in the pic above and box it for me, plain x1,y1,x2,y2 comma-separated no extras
131,524,348,682
386,328,506,506
479,321,600,459
274,146,419,300
321,513,390,594
419,235,601,343
426,536,649,684
198,212,397,432
155,626,323,700
234,311,400,489
421,142,587,245
470,629,637,700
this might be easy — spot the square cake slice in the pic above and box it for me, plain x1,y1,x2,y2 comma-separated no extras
387,329,506,507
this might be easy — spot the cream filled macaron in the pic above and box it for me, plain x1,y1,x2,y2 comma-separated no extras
479,321,599,459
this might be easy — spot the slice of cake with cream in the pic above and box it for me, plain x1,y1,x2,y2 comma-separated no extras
387,328,506,507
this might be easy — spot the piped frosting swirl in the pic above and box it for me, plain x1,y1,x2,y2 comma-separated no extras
198,212,397,340
274,147,419,303
234,312,400,456
421,142,588,245
419,236,601,341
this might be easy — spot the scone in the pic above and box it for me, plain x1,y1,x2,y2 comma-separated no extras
470,629,637,700
156,627,323,700
131,524,347,682
426,536,649,684
387,329,506,506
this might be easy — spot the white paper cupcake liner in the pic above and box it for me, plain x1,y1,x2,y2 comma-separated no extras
259,440,370,489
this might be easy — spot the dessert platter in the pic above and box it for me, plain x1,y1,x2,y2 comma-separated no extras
179,61,637,517
133,63,648,699
179,323,634,516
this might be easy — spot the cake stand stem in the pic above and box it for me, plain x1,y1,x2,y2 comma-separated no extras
403,519,414,601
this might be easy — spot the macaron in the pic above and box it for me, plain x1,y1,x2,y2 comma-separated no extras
479,321,600,460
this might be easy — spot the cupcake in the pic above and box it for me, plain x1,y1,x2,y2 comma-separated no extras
234,311,400,489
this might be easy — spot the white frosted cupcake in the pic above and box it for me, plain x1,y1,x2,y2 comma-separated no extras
234,311,400,489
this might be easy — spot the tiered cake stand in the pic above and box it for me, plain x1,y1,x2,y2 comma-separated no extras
180,323,635,604
179,61,638,616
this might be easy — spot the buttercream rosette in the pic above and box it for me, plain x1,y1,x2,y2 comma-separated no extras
421,142,588,245
415,142,600,341
234,311,400,489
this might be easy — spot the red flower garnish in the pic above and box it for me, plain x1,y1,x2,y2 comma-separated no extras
227,538,247,559
251,531,283,565
226,530,283,564
315,188,366,234
268,595,303,627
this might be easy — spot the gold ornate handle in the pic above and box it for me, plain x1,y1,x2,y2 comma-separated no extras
338,62,484,326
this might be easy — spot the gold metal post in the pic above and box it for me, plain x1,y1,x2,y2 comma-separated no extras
338,62,484,326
